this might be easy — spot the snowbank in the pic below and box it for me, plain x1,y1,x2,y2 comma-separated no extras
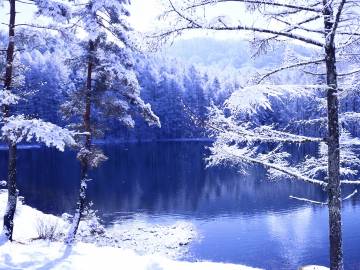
0,241,260,270
105,219,197,258
0,190,261,269
0,190,68,242
0,189,196,258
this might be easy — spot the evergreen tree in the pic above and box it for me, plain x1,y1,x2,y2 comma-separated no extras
61,0,160,243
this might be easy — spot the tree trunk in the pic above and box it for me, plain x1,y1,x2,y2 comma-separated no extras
66,40,94,244
65,165,88,243
2,0,18,241
323,1,343,269
3,143,17,240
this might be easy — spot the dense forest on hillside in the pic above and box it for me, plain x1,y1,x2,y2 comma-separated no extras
2,36,360,141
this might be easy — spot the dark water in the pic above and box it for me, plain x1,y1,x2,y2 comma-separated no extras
1,142,360,270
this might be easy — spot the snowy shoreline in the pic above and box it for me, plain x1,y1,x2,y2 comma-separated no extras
0,190,330,270
0,190,261,269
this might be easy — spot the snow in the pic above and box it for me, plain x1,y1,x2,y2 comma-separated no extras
0,90,20,106
225,85,319,115
0,191,67,242
0,241,260,270
1,115,76,151
0,190,261,269
104,219,197,258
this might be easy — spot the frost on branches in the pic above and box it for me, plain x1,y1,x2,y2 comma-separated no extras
34,0,72,23
0,90,20,107
77,147,108,169
207,83,360,188
1,115,76,151
60,0,160,243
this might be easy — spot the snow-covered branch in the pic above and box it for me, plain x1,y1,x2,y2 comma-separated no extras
161,0,325,47
207,106,323,144
289,189,358,205
341,180,360,185
1,115,76,151
327,0,347,46
208,143,328,187
342,189,358,200
0,90,20,106
257,59,325,83
289,196,327,205
224,84,326,115
177,0,322,13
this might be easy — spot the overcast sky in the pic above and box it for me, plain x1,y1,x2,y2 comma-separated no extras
128,0,164,32
0,0,163,32
0,0,312,43
0,0,250,40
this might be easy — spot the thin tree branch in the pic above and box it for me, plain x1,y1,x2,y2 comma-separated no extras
338,68,360,76
328,0,347,45
289,195,328,205
342,189,358,200
182,100,324,144
289,189,357,205
165,0,324,47
180,0,322,13
257,58,325,83
341,180,360,185
226,149,328,187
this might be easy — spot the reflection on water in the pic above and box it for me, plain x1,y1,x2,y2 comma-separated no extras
0,142,360,269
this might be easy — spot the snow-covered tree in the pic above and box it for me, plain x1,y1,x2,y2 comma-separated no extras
60,0,160,243
159,1,360,269
0,0,75,241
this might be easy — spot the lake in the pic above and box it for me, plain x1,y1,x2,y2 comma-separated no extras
0,142,360,270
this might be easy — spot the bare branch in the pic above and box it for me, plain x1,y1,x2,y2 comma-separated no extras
257,58,325,83
202,24,323,48
164,1,324,47
274,17,325,35
180,0,322,13
338,68,360,77
328,0,347,45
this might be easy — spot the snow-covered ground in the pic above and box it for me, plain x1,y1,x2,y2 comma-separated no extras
0,190,262,269
0,241,261,270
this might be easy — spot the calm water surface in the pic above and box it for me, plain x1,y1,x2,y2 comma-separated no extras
1,142,360,270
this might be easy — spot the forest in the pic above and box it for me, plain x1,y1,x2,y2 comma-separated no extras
1,1,360,270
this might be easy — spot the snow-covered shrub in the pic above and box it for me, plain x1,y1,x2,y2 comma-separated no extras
81,203,105,236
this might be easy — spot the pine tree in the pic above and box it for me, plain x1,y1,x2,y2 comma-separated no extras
61,0,160,243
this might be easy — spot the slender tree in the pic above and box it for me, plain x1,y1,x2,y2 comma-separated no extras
158,1,360,269
0,0,75,241
1,0,17,242
61,0,160,243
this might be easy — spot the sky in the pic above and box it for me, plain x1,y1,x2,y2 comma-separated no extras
0,0,250,41
128,0,164,32
128,0,257,40
0,0,163,32
0,0,322,46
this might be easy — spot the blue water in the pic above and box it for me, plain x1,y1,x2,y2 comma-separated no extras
0,142,360,269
